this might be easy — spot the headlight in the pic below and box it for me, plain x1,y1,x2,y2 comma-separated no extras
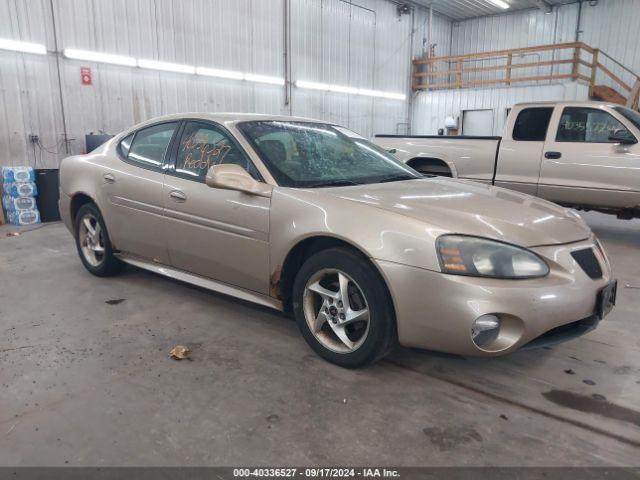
436,235,549,279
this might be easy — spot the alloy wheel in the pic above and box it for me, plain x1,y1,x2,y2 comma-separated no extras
78,212,105,267
302,268,370,353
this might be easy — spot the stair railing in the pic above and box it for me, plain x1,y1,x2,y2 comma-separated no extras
413,42,640,109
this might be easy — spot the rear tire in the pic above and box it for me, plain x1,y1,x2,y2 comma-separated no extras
292,247,396,368
74,203,124,277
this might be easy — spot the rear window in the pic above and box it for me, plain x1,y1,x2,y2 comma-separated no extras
126,122,178,169
119,133,133,157
512,107,553,141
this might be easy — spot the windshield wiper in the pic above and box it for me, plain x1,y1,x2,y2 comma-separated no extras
305,179,361,188
377,175,421,183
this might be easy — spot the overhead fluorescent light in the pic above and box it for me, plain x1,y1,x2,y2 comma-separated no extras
244,73,285,85
329,84,360,95
295,80,330,91
358,88,385,98
0,38,46,55
196,67,244,80
63,48,136,67
137,59,196,74
296,79,406,101
487,0,509,9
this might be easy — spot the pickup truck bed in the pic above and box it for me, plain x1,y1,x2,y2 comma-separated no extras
375,135,502,184
374,101,640,219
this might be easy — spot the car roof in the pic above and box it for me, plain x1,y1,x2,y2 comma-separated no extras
123,112,327,134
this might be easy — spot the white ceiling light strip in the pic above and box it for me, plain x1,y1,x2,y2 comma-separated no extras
63,47,284,86
64,48,136,66
60,47,402,98
138,59,196,74
244,73,285,86
0,38,46,55
487,0,510,9
196,67,244,80
295,80,406,101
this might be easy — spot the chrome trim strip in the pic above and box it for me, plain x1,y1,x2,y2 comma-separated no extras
116,253,283,311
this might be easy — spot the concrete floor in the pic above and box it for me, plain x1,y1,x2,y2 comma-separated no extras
0,212,639,466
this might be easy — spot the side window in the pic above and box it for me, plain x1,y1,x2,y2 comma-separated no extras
119,133,134,157
512,107,553,141
175,121,260,181
556,107,630,143
127,122,178,169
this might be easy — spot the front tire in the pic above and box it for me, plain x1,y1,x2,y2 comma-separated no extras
292,247,396,368
74,203,124,277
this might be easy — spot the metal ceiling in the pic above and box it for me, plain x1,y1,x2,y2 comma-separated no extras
409,0,579,21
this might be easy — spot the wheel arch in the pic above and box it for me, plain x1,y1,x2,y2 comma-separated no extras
70,192,97,230
274,235,396,316
406,156,455,177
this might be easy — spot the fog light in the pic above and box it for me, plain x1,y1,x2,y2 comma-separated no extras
471,314,501,349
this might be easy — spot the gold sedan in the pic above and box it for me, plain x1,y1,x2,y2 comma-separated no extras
59,114,616,367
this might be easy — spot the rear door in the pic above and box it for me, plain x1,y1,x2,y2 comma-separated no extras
162,120,271,294
104,121,178,263
538,105,640,208
494,106,554,195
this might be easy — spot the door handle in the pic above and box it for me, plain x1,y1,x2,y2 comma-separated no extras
169,190,187,202
544,151,562,159
103,173,116,183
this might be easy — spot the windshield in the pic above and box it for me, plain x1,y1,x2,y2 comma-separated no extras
613,106,640,130
237,121,421,188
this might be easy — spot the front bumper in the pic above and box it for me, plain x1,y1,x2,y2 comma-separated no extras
374,237,612,356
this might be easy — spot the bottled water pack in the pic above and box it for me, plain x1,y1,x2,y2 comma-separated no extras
2,166,35,183
3,181,38,197
2,166,41,225
3,195,37,211
7,209,41,226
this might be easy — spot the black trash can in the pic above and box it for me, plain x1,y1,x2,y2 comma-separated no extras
34,169,61,222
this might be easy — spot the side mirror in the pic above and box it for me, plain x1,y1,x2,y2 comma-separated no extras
205,164,271,197
608,128,637,145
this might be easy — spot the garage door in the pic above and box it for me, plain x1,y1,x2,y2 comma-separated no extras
462,109,494,136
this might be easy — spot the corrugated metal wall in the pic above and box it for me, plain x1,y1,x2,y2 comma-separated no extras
0,0,420,168
412,81,589,135
412,0,640,135
290,0,416,137
5,0,640,165
580,0,640,93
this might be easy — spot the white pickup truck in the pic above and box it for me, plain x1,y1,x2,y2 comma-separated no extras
375,101,640,219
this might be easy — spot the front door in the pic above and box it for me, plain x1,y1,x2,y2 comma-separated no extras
162,120,271,294
539,106,640,209
103,121,179,263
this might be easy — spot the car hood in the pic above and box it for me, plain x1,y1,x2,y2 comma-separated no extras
322,178,591,247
